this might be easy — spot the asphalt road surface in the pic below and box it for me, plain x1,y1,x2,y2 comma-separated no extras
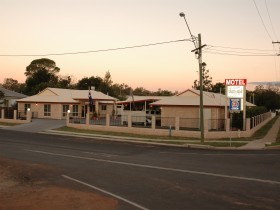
0,129,279,210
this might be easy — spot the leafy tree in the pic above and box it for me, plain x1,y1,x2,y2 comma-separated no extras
76,76,103,90
57,76,73,89
2,78,21,92
100,71,113,95
193,62,213,91
133,87,151,96
212,82,225,94
24,58,60,95
111,83,131,100
25,58,60,77
253,85,280,111
152,88,174,96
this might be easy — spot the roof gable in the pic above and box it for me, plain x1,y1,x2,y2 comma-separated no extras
17,87,117,103
38,88,58,96
0,86,27,98
177,89,199,97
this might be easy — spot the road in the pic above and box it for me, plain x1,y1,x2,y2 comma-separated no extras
0,129,279,209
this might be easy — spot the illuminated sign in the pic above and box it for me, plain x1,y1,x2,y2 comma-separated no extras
227,86,244,98
229,98,241,111
225,79,247,86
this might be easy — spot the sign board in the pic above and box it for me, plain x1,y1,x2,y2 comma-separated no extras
225,79,247,86
229,98,241,111
227,86,244,98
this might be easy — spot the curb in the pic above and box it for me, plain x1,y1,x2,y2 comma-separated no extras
40,130,255,150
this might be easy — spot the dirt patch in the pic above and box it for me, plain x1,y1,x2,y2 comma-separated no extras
0,158,118,210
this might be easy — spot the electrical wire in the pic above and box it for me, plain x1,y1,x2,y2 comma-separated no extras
0,39,192,57
204,51,277,57
252,0,273,41
206,45,275,52
265,0,279,41
204,45,278,56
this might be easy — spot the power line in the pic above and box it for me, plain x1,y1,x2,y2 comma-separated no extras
206,45,275,52
252,0,273,41
265,0,279,41
0,39,191,57
204,50,277,57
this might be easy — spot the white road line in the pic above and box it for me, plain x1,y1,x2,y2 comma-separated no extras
158,151,280,156
62,175,149,210
25,149,280,185
82,151,118,158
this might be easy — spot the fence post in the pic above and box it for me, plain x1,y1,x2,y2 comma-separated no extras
106,114,110,127
246,118,250,131
66,112,70,126
27,110,32,122
175,117,179,131
152,115,156,129
86,112,90,125
13,110,17,120
128,113,132,128
1,109,4,119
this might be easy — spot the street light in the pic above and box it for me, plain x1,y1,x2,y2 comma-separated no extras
179,12,205,143
179,12,197,48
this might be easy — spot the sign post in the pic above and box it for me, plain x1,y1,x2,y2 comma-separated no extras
225,79,247,130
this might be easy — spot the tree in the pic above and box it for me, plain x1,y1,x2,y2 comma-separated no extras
2,78,21,92
24,58,60,95
212,82,225,94
152,88,174,96
193,62,213,91
76,76,103,90
57,76,73,89
99,71,113,95
133,87,151,96
25,58,60,77
111,83,131,100
253,85,280,111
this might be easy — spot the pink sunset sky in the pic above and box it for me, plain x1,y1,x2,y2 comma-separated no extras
0,0,280,92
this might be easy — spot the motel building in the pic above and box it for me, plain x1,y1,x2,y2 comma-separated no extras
17,88,117,120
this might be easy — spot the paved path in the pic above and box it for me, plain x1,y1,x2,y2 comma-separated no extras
240,116,280,149
3,119,66,133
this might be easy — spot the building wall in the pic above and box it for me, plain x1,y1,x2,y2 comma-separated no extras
160,106,225,128
18,102,115,120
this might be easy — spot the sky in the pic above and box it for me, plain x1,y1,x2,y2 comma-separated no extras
0,0,280,92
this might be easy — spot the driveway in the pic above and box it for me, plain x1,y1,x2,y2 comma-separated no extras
3,119,66,133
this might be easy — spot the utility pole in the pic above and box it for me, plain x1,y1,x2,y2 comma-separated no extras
179,12,206,143
272,42,280,56
191,35,206,142
196,34,206,143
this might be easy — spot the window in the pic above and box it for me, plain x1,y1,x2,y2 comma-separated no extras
62,105,69,117
72,105,78,116
101,105,107,111
44,104,51,116
24,104,31,112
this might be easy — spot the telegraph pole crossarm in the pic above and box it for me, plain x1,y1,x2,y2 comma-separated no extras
191,44,207,53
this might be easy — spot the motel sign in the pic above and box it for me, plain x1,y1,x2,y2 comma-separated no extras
225,79,247,86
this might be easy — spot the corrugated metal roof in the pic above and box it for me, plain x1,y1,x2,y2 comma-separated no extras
0,86,27,98
151,89,255,107
117,95,170,104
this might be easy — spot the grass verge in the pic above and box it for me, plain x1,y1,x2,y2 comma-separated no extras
56,126,199,141
0,122,19,126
